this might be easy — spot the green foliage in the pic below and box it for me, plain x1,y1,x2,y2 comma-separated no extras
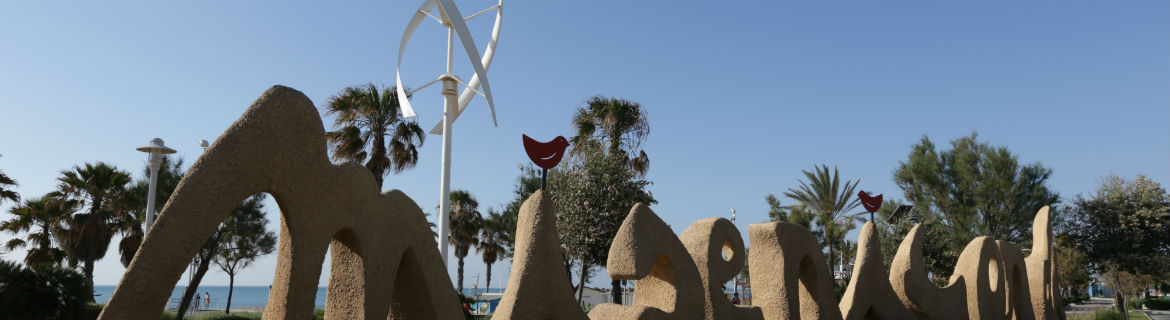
478,209,507,290
893,133,1059,276
449,189,482,291
1145,297,1170,310
782,165,861,274
551,144,656,268
570,96,651,175
765,195,815,228
323,83,426,189
54,161,134,300
0,169,18,206
0,259,90,320
213,194,276,312
119,156,186,267
1068,309,1126,320
3,194,78,267
872,198,960,280
1064,174,1170,277
1057,234,1091,299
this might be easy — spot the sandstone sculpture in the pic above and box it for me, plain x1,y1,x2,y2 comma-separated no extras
97,86,1063,319
838,222,916,320
491,190,589,320
99,86,461,319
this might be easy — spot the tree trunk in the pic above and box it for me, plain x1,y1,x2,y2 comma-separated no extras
225,273,235,314
576,255,588,302
485,263,492,293
83,259,95,302
457,256,465,293
827,242,834,280
175,256,212,320
612,279,623,305
367,135,387,189
1117,293,1127,316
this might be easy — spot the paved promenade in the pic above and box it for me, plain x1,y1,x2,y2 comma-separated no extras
1065,297,1115,314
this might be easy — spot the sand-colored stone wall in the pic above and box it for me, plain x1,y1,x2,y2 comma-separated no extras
97,86,1063,320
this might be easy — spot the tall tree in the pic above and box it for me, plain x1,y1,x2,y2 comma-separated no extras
1064,174,1170,315
323,83,426,189
568,95,653,303
550,144,655,303
570,96,651,175
448,190,482,292
54,162,132,301
118,156,185,267
213,194,276,314
0,169,18,206
478,210,507,292
2,194,78,267
783,165,861,275
894,134,1059,256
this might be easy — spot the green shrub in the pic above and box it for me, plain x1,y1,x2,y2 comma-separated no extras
1146,297,1170,310
1085,309,1125,320
0,259,90,320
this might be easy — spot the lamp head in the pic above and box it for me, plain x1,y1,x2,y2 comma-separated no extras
136,138,178,157
199,139,210,148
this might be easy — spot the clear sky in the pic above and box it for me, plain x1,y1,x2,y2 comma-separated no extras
1,1,1167,290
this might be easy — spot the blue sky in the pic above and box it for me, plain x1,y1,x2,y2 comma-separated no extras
1,1,1167,290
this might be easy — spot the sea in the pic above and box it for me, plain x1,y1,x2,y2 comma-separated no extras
92,286,503,309
93,285,329,309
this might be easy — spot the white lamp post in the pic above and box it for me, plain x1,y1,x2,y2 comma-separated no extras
136,138,176,232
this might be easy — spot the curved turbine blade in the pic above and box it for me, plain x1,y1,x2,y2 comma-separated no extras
436,0,496,125
432,1,502,134
396,0,439,118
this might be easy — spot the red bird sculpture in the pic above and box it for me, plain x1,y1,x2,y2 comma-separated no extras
522,135,569,170
522,134,569,190
858,191,883,213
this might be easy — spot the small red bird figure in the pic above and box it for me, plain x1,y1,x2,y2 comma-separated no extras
522,135,569,170
858,191,883,214
522,134,569,190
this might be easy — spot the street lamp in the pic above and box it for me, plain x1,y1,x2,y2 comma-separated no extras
136,138,176,232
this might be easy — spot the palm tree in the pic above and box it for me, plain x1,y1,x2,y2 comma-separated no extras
570,96,651,175
477,210,507,292
783,165,861,274
0,169,18,206
569,95,651,303
324,83,426,189
54,162,133,300
448,189,482,292
2,194,78,266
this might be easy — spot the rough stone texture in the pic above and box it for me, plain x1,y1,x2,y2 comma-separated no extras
950,237,1007,320
1025,206,1065,320
491,190,589,320
890,224,969,320
588,204,705,320
749,222,843,320
679,218,764,320
98,86,461,320
837,222,916,320
94,86,1067,320
998,240,1036,320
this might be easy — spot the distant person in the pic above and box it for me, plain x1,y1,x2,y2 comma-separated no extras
205,292,211,309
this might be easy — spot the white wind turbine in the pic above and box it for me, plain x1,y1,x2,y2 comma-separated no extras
396,0,503,266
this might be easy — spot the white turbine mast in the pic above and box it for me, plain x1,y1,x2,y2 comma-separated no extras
396,0,503,266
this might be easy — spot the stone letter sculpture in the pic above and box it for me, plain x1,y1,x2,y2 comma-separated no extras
99,86,461,319
97,85,1064,319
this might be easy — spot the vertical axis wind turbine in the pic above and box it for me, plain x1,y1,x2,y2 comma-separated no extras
396,0,503,266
